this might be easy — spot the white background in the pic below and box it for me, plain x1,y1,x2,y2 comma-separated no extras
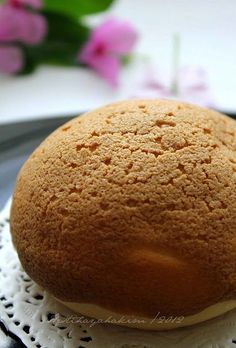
0,0,236,124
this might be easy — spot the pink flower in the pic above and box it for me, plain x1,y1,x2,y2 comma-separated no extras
139,67,169,98
135,65,215,108
0,0,46,74
176,67,215,107
0,45,24,74
0,2,47,45
9,0,42,9
79,18,138,87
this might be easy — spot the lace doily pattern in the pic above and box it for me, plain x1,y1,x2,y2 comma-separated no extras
1,199,236,348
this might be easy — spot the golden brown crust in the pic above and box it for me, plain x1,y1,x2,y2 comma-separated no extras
10,99,236,319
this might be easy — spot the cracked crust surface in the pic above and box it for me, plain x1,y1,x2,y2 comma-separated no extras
10,99,236,320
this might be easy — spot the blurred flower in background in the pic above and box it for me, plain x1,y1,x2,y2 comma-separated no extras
79,18,137,87
135,65,215,108
0,45,23,73
0,0,47,73
0,0,216,108
11,0,42,9
0,0,138,85
134,35,215,107
0,0,47,44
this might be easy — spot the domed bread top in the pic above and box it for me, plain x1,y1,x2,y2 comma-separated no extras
10,99,236,320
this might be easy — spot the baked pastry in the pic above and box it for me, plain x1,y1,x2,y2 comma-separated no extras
10,99,236,330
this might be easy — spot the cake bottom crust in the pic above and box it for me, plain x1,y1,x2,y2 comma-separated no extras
56,299,236,330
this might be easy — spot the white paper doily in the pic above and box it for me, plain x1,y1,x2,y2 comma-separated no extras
1,199,236,348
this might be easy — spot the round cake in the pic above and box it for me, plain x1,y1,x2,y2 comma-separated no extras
10,99,236,330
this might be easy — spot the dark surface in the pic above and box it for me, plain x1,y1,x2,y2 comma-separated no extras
0,115,74,210
0,110,236,347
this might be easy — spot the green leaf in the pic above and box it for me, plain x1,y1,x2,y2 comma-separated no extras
18,11,90,74
43,11,90,47
19,47,38,75
43,0,114,18
20,39,81,71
